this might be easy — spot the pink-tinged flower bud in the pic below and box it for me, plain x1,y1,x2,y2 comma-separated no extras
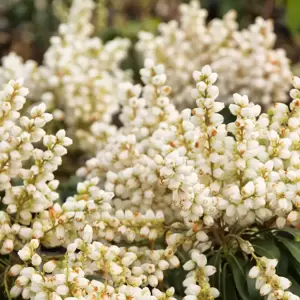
9,265,22,276
15,275,29,287
1,239,14,254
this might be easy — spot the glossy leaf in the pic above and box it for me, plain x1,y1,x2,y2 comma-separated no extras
277,237,300,264
288,276,300,295
222,263,238,300
208,249,223,289
166,267,186,297
288,256,300,282
227,254,251,300
276,247,289,276
275,227,300,240
251,238,280,259
245,262,261,300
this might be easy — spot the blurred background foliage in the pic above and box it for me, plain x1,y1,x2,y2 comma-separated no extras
2,0,300,74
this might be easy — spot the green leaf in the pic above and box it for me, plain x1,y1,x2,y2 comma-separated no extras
278,237,300,264
276,247,289,276
286,0,300,34
288,256,300,281
166,267,186,297
276,227,300,240
245,262,261,300
287,276,300,295
208,249,222,289
227,254,251,300
222,263,238,300
251,238,280,259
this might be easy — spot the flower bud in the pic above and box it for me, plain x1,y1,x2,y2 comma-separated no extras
56,285,69,296
43,260,56,273
183,260,195,271
31,254,42,266
83,225,93,244
260,283,272,296
9,265,22,276
18,247,31,261
10,285,22,298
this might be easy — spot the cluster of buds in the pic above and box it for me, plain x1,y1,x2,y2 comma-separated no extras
79,59,300,230
1,2,300,294
0,78,72,255
10,240,177,300
78,59,180,223
9,235,179,300
0,0,130,153
75,60,300,299
66,237,179,288
183,250,219,300
249,257,299,300
0,79,180,299
36,177,166,248
137,1,291,108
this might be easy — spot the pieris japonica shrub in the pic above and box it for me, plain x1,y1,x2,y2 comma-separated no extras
76,60,300,300
0,0,130,153
1,2,300,300
2,57,300,299
137,1,292,108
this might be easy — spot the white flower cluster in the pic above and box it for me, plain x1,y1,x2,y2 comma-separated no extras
76,60,300,299
137,1,291,108
77,59,180,222
249,256,298,300
0,78,179,299
40,177,167,247
0,0,130,153
10,239,177,300
1,37,300,299
0,78,72,255
80,61,300,230
183,250,219,300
